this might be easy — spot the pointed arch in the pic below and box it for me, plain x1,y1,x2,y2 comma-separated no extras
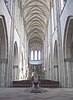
63,16,73,87
0,15,8,87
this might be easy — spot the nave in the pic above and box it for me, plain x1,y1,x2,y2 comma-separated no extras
0,88,73,100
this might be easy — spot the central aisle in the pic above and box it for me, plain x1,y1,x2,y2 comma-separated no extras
0,88,73,100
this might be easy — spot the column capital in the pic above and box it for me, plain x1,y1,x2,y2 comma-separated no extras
13,65,18,68
54,65,58,68
64,58,73,62
0,59,7,63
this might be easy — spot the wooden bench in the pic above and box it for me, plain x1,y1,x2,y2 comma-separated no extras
12,79,59,88
39,80,59,88
12,80,32,88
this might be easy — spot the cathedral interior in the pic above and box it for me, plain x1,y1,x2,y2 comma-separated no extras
1,0,73,99
0,0,73,89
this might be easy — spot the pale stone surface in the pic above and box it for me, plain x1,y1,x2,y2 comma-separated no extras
0,0,73,89
0,88,73,100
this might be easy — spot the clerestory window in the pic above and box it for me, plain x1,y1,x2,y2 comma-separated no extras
31,50,41,60
31,50,33,60
61,0,64,10
35,51,37,60
38,51,41,60
61,0,67,11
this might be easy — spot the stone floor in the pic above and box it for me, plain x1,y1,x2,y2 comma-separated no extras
0,88,73,100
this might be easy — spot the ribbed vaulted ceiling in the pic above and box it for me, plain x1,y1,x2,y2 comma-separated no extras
22,0,50,41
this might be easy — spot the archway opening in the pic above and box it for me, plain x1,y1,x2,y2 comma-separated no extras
28,36,44,79
64,17,73,87
0,16,8,87
13,41,19,81
54,40,59,81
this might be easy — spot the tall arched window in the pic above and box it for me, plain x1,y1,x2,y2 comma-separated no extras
31,50,41,61
38,51,41,60
51,6,54,34
35,50,37,60
61,0,64,10
31,50,33,60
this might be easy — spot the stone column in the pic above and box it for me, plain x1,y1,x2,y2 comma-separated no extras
0,59,7,87
64,58,73,87
13,65,18,81
7,0,15,87
54,65,59,81
55,0,65,86
49,2,54,80
70,61,73,87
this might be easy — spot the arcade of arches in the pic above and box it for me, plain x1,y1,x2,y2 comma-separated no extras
0,0,73,88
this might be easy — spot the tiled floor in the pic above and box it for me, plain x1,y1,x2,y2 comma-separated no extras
0,88,73,100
